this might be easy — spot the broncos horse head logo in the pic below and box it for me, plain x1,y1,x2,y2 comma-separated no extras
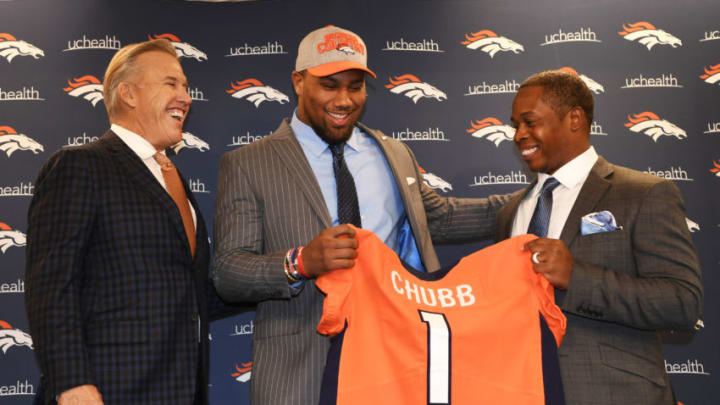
385,74,447,104
624,112,686,142
419,167,452,192
63,75,104,107
700,63,720,85
226,79,289,108
231,362,252,383
150,34,207,61
461,30,524,57
618,22,682,50
711,160,720,177
466,118,515,147
0,126,44,157
558,67,605,94
0,222,26,253
0,33,44,63
172,132,210,154
0,321,33,353
685,217,700,233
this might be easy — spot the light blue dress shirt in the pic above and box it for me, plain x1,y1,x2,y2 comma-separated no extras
291,112,424,271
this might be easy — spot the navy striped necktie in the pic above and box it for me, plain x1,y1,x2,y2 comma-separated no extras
330,143,362,227
527,177,560,238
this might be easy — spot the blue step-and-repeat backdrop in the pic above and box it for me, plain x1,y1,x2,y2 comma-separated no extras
1,0,718,403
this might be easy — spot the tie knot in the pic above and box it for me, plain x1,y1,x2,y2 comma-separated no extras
153,152,174,171
329,143,345,159
540,177,560,194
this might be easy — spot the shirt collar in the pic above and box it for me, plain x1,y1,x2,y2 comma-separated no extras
290,110,366,158
111,123,160,161
533,146,598,196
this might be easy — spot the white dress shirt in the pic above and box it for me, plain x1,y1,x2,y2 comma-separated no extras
111,123,197,227
511,146,598,238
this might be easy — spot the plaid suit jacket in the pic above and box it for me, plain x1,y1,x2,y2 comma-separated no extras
25,131,211,405
212,119,508,404
496,156,702,405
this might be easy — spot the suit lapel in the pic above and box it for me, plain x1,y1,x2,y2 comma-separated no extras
267,120,332,228
103,131,193,258
559,156,614,247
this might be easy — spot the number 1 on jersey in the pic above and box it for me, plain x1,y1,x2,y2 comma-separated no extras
419,310,451,404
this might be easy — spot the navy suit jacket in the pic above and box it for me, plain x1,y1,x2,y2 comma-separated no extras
25,131,211,405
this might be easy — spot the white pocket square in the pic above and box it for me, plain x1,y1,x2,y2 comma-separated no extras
581,211,622,235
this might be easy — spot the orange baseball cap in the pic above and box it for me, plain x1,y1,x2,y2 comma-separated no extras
295,25,376,78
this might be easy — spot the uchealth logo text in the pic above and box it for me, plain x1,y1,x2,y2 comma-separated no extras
464,79,520,96
557,67,604,94
621,73,682,89
0,320,33,353
590,121,607,136
699,63,720,85
0,278,24,294
0,222,26,253
228,131,270,147
618,22,681,50
541,27,600,46
171,132,210,154
226,41,286,56
149,33,207,61
0,33,44,62
189,87,208,102
461,30,523,57
665,359,710,376
467,118,515,147
700,30,720,42
231,362,252,383
0,85,43,101
188,178,210,194
471,171,528,187
644,166,693,182
0,181,34,198
391,127,448,142
63,34,121,52
624,112,686,142
705,122,720,134
383,38,443,53
385,74,447,103
65,132,99,148
418,167,452,193
0,380,35,397
230,321,254,336
710,160,720,177
63,75,104,107
226,79,289,107
0,125,44,157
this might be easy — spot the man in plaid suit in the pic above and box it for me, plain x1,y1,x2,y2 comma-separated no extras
25,39,211,405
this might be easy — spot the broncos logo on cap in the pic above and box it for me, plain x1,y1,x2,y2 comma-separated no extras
171,132,210,154
385,74,447,103
419,167,452,192
711,160,720,177
226,79,289,108
0,33,44,63
461,30,524,57
149,34,207,61
0,222,26,253
231,362,252,383
558,67,605,94
624,112,686,142
0,126,44,157
466,118,515,147
0,321,33,353
699,63,720,85
63,75,104,107
618,22,682,50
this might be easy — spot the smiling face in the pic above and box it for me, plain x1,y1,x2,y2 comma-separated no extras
292,69,366,145
511,85,589,174
122,50,191,151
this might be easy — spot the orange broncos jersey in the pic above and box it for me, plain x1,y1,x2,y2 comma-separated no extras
316,230,566,405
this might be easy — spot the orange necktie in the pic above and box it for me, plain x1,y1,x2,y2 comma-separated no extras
154,152,196,257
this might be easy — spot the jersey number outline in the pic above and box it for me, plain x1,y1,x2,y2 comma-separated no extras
419,310,451,405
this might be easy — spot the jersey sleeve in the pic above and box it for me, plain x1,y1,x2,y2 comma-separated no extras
316,266,354,337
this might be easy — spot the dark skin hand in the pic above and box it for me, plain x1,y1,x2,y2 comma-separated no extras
301,224,358,278
523,237,574,290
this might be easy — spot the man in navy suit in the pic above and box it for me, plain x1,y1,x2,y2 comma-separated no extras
25,39,211,405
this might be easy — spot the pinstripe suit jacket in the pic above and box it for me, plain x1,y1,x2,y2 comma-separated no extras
496,157,702,405
25,131,212,405
213,119,507,404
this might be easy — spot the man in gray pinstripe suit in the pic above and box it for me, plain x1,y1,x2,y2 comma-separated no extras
213,25,508,404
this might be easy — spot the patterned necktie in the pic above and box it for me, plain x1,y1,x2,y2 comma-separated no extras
153,152,196,257
526,177,560,238
329,143,362,227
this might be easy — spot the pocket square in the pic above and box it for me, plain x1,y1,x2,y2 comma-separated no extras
581,211,622,235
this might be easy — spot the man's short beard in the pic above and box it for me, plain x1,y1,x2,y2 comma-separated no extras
311,121,355,145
